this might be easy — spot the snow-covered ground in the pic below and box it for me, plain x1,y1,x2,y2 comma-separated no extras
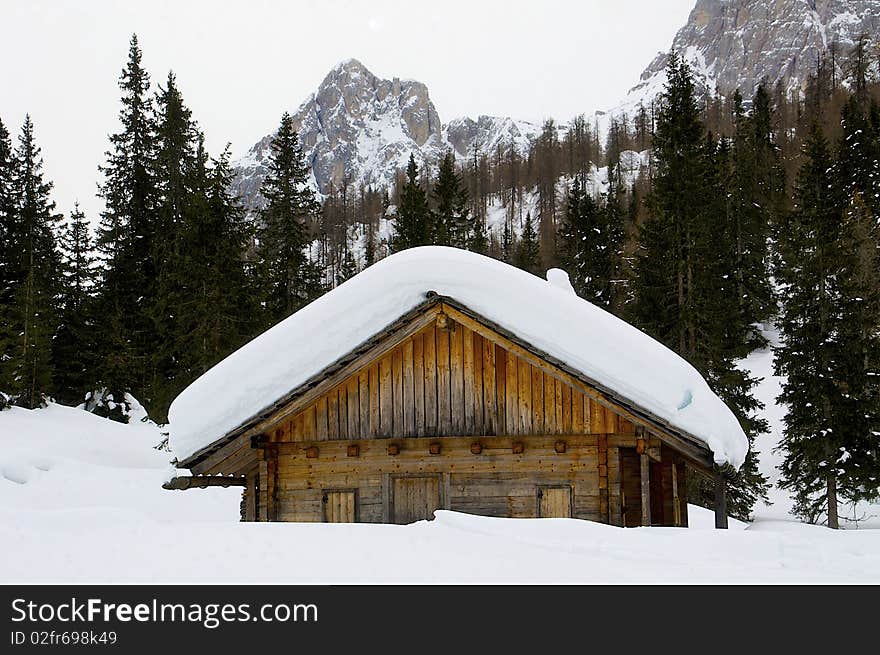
1,330,878,583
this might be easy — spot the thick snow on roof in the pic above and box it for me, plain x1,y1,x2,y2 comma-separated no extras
168,247,748,467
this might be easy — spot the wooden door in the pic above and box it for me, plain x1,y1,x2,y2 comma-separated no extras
649,460,666,526
391,476,441,524
538,486,572,518
619,448,642,527
324,490,357,523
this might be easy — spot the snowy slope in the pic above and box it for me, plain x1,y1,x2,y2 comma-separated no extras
169,247,748,468
1,346,879,583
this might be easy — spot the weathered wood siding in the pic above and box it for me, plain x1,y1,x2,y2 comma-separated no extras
244,436,689,525
264,320,636,444
267,435,612,523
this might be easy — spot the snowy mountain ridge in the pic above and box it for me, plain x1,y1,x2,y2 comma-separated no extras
600,0,880,130
231,1,880,211
231,58,541,211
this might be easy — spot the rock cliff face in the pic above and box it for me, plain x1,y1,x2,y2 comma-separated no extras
612,0,879,119
231,59,539,211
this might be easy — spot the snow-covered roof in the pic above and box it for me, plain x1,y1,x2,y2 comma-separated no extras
169,247,748,468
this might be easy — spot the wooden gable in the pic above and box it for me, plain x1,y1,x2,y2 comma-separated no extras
264,304,637,444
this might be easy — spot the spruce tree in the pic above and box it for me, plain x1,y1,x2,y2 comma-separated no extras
336,241,358,285
256,112,323,326
837,93,880,218
727,86,783,349
500,221,514,263
830,191,880,507
0,118,14,298
0,118,15,403
775,124,847,527
633,50,706,356
391,155,431,252
93,34,158,419
0,116,62,409
515,212,541,275
53,203,97,406
149,71,200,417
364,219,377,267
432,152,473,248
559,176,624,309
165,142,257,408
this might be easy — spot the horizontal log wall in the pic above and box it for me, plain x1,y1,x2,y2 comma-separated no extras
270,435,615,523
266,321,637,444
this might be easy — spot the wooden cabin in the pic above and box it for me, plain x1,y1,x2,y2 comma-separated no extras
167,249,742,529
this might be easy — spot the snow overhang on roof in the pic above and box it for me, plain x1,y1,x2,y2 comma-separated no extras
168,246,749,469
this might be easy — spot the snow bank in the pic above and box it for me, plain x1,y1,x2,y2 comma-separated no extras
4,505,879,584
0,403,238,521
169,247,749,467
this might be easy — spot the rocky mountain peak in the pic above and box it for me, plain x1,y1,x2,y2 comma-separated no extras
231,59,536,213
600,0,879,131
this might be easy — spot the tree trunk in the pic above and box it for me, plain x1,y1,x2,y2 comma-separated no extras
827,473,839,529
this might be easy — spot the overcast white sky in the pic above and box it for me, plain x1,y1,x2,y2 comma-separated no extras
1,0,694,221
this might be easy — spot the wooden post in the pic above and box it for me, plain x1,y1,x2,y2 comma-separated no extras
597,434,609,524
714,470,728,529
671,459,681,527
640,453,651,526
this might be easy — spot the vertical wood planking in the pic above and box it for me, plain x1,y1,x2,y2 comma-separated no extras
338,384,349,440
436,328,452,434
413,334,425,436
554,379,563,433
589,398,605,434
562,384,572,433
517,358,532,434
403,338,415,436
369,364,380,437
462,326,475,434
346,377,359,437
423,328,437,434
472,332,484,435
328,388,339,438
495,343,509,434
262,312,646,446
505,351,518,434
358,369,369,438
605,406,619,433
450,326,464,433
380,355,393,437
544,372,556,434
486,341,499,435
303,406,316,441
531,366,544,434
316,396,328,440
392,346,403,434
291,413,303,441
571,390,584,434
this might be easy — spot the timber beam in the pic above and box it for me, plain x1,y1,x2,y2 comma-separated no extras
163,476,247,491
